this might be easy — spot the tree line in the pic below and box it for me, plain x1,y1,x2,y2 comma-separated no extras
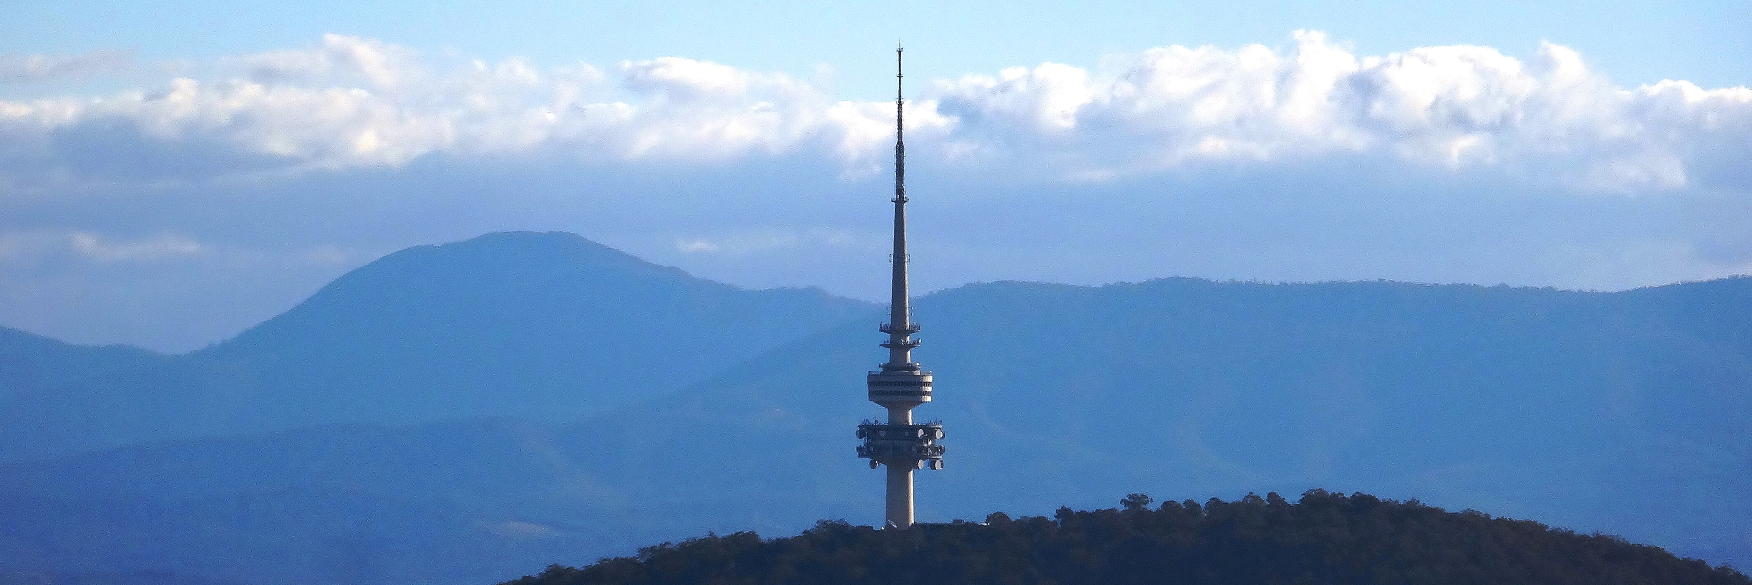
503,490,1748,585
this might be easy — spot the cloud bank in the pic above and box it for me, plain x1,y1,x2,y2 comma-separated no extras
936,31,1751,191
0,32,1745,193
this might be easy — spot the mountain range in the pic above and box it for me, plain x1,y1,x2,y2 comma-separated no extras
2,231,1747,585
0,232,873,461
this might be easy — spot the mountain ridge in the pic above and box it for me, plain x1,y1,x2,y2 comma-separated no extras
0,231,877,462
1,234,1748,585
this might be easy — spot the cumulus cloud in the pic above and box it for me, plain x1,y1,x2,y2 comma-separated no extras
226,34,420,88
0,35,945,183
0,50,132,83
0,32,1746,193
933,31,1752,190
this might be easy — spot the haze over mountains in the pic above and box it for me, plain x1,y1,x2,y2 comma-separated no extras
0,232,874,461
2,231,1747,585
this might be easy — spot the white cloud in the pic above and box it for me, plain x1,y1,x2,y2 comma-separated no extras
674,229,864,256
673,231,802,255
675,239,720,253
0,50,132,83
0,35,949,182
932,31,1752,190
0,230,205,264
70,232,204,262
0,32,1745,194
226,34,420,89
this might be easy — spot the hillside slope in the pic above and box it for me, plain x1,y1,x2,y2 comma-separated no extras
0,232,876,461
0,327,173,462
507,491,1750,585
3,275,1747,585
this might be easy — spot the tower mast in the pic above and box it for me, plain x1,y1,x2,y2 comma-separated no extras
857,45,944,529
888,44,913,368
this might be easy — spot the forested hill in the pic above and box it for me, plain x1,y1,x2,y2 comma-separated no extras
503,491,1749,585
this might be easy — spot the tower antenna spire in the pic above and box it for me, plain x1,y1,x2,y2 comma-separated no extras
889,43,909,365
858,45,943,530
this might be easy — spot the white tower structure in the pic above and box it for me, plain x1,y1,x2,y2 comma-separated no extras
856,45,944,529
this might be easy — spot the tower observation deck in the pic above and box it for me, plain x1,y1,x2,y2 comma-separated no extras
855,45,944,530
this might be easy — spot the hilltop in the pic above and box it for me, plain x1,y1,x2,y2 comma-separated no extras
504,491,1749,585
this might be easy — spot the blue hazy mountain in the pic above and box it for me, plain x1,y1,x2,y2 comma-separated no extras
1,236,1748,585
0,327,178,461
0,327,171,392
0,231,876,461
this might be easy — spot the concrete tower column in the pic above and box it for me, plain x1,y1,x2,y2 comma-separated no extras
886,463,914,528
856,45,944,530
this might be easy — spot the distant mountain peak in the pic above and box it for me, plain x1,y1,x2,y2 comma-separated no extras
358,230,696,284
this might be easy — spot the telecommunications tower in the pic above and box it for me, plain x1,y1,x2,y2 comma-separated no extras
856,45,945,529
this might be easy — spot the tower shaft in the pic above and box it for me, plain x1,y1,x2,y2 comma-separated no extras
889,45,911,368
886,463,914,527
857,45,943,530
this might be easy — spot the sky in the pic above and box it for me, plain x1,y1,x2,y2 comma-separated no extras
1,0,1749,353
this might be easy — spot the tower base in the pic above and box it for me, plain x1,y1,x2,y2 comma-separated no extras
885,463,913,528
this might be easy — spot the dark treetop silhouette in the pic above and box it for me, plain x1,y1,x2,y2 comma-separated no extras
503,490,1750,585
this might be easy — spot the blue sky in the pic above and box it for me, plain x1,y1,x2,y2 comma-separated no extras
1,0,1749,351
6,0,1750,95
